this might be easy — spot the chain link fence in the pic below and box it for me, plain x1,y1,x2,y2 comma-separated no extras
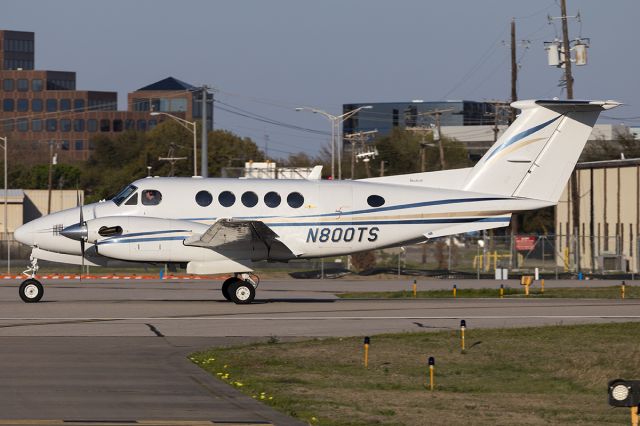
1,233,637,277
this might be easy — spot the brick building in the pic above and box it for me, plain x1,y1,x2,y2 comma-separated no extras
0,29,212,162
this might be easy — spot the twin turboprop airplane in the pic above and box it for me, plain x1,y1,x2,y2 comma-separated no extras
13,100,619,304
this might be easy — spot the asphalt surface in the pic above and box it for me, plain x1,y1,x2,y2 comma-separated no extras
0,277,638,425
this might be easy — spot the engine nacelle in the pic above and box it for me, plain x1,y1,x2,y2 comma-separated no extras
84,216,201,244
84,216,210,262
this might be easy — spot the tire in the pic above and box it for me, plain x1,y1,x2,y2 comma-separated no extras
19,279,44,303
229,280,256,305
221,277,238,301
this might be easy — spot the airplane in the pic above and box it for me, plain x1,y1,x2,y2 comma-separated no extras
13,99,620,304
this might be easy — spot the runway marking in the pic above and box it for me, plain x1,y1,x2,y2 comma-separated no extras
1,315,640,321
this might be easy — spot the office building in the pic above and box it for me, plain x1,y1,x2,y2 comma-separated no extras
0,29,211,162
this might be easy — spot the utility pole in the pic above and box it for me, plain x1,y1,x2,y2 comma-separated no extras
345,130,378,179
158,144,187,176
510,19,518,122
406,126,432,172
411,108,453,170
545,0,588,271
560,0,574,100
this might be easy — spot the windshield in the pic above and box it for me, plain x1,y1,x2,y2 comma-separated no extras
112,184,138,206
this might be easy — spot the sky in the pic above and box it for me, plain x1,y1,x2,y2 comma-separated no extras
2,0,639,158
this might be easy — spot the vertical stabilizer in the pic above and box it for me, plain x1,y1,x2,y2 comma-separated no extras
464,100,620,202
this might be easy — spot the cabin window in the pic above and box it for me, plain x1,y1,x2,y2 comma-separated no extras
196,190,213,207
218,191,235,207
141,189,162,206
367,195,385,208
241,191,258,208
264,191,281,208
287,192,304,208
124,192,138,205
112,185,138,206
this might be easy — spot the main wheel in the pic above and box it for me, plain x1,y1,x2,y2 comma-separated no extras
221,277,238,301
229,280,256,305
19,278,44,303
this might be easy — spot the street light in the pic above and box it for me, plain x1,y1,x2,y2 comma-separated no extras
0,136,8,274
295,105,372,179
150,112,198,176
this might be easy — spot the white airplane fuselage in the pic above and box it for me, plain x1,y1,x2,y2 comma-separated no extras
13,99,621,282
14,177,550,266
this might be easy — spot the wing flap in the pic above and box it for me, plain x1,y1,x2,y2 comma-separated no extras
184,218,302,260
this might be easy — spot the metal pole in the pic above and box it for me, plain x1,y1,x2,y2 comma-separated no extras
1,137,7,275
193,122,198,176
47,142,53,215
200,85,208,178
510,19,518,122
337,121,342,180
330,119,335,179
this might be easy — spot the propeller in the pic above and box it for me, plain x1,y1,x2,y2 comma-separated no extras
78,190,85,280
61,189,88,280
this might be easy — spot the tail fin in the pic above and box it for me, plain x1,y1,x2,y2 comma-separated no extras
464,100,620,202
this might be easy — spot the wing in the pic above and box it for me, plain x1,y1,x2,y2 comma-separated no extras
183,218,302,261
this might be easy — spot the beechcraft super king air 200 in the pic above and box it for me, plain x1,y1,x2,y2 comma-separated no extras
13,100,620,304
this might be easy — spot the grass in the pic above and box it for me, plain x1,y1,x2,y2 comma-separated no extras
337,284,640,299
190,322,640,425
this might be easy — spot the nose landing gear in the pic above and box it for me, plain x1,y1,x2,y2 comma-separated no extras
20,254,43,303
221,273,259,304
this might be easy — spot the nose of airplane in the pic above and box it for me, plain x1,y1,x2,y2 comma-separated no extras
14,221,35,246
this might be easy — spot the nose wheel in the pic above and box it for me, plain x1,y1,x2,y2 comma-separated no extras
221,274,258,304
19,278,44,303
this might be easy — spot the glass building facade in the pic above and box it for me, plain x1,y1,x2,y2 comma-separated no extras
343,100,498,138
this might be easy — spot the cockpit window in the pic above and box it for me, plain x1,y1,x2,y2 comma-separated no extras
112,185,138,206
124,192,138,205
141,190,162,206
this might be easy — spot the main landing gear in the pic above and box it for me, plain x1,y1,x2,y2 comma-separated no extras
19,255,44,303
221,273,259,304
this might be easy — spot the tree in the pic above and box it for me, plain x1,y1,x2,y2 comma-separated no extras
374,128,471,177
207,130,264,177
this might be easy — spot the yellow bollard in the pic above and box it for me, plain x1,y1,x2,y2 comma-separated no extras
460,320,466,353
631,405,639,426
453,284,457,298
428,357,435,391
540,279,545,294
499,284,504,299
621,281,626,300
525,283,530,297
412,280,417,298
363,337,370,368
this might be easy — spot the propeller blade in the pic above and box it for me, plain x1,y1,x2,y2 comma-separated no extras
80,238,85,281
77,188,85,281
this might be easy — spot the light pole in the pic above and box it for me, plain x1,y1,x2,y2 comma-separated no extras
295,105,372,179
150,112,198,176
0,136,8,274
